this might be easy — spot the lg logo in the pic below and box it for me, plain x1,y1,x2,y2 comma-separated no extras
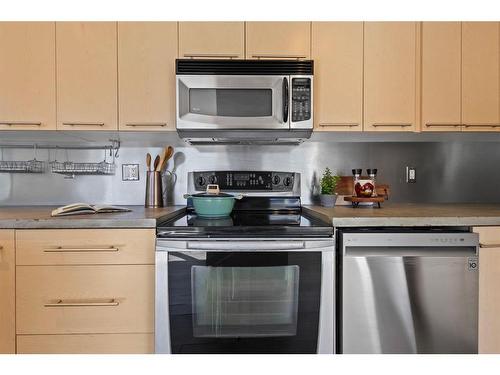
468,257,478,271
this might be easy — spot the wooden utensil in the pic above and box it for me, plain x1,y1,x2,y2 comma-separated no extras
146,153,151,172
153,155,160,171
159,146,174,172
156,147,168,172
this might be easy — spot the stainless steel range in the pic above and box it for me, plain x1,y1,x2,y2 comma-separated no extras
155,171,334,354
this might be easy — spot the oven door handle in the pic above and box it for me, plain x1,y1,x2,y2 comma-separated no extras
186,241,305,251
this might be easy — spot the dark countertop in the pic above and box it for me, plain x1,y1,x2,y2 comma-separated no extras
303,203,500,227
0,205,186,229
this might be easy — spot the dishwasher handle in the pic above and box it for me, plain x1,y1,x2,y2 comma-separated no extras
344,247,478,257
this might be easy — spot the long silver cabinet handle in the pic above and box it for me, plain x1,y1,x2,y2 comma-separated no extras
425,123,461,127
252,54,307,59
44,299,119,307
0,121,42,126
62,122,105,126
125,122,167,127
372,123,413,127
43,246,119,253
183,53,240,58
479,243,500,249
463,123,500,128
319,123,360,127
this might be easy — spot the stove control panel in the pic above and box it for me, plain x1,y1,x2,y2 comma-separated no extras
193,171,295,191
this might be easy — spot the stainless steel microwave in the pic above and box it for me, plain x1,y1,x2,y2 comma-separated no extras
176,59,314,144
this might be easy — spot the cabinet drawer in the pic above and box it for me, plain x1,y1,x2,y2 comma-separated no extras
16,229,155,265
473,227,500,247
16,265,154,334
17,333,154,354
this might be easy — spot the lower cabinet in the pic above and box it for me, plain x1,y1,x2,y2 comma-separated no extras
17,334,154,354
14,228,155,354
0,230,15,354
474,227,500,353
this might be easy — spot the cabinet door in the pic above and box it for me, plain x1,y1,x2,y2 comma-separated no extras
312,22,363,131
0,22,56,130
246,22,311,59
56,22,117,130
462,22,500,131
364,22,418,131
421,22,462,132
118,22,177,131
179,22,244,59
0,230,15,354
474,227,500,353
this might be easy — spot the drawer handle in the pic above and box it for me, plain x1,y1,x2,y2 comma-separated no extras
252,54,307,59
43,246,119,253
183,53,240,59
425,123,461,127
372,123,413,128
44,299,120,307
464,123,500,128
0,121,42,126
62,122,105,127
319,123,360,127
125,122,167,127
0,245,3,262
479,243,500,249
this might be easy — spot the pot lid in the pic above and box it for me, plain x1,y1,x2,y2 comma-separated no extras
190,192,235,198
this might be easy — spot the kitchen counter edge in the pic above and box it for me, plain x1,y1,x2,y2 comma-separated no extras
0,206,186,229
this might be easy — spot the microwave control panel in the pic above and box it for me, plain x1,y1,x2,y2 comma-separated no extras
291,78,311,123
193,171,295,192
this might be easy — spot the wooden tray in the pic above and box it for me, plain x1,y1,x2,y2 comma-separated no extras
344,196,385,208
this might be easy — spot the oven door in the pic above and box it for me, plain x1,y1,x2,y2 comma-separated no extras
176,75,289,130
156,239,334,354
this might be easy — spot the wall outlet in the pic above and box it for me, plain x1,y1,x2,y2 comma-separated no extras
406,166,416,183
122,164,140,181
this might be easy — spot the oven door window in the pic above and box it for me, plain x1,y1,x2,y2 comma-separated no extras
168,251,321,354
191,265,299,338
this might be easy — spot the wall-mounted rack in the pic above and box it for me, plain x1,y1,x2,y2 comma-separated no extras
0,139,120,175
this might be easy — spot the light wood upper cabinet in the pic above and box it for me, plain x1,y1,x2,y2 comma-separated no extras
421,22,462,132
0,22,56,130
246,22,311,59
474,227,500,353
462,22,500,131
179,22,244,59
312,22,363,131
0,230,15,354
56,22,118,130
364,22,418,132
118,22,177,131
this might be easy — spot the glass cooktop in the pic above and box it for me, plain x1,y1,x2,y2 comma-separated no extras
156,211,333,238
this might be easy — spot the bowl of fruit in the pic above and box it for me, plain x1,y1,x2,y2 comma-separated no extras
355,180,375,198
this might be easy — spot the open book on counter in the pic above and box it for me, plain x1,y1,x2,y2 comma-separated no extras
51,203,132,217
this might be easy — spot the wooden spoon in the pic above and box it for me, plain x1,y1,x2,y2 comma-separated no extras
146,153,151,172
159,146,174,172
153,155,160,171
156,147,168,172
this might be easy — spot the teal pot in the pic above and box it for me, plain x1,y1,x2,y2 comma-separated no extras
185,192,243,218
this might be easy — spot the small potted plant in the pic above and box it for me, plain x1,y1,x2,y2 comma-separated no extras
319,167,341,207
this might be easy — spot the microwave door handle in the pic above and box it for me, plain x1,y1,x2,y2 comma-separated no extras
282,77,289,123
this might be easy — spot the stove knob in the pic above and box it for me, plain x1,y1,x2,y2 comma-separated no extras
283,177,292,187
273,175,281,185
197,176,206,186
209,175,217,184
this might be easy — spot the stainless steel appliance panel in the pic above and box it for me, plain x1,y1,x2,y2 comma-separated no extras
340,231,479,354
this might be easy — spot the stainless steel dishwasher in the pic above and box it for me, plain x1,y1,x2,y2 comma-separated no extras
338,228,479,354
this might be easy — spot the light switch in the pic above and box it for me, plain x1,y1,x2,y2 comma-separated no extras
122,164,140,181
